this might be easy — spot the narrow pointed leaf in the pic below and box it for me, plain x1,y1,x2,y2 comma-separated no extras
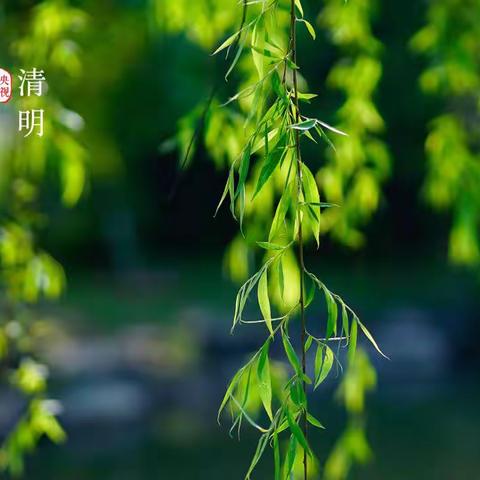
215,166,235,217
324,287,338,338
282,333,302,376
284,435,297,478
217,366,245,422
357,318,389,359
348,317,358,365
256,241,285,250
258,270,273,335
277,256,285,301
245,433,269,479
273,430,281,480
253,136,287,198
213,31,240,55
294,0,304,17
290,119,317,131
286,407,312,456
302,164,320,246
269,182,292,241
256,341,273,420
299,19,316,40
314,345,334,389
307,412,325,429
317,120,348,136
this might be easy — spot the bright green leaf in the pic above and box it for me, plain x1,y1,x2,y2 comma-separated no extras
258,270,273,335
314,345,334,389
213,31,240,55
256,341,273,420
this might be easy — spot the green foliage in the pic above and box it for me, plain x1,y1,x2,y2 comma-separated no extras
150,0,240,50
209,1,383,478
0,1,88,474
324,349,376,480
167,0,389,308
0,397,65,476
411,0,480,266
319,0,390,248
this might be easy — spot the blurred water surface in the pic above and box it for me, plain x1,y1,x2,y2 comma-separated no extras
11,253,480,479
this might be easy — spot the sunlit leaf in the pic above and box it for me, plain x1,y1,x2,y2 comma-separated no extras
348,317,358,365
256,241,285,250
307,412,325,429
317,119,348,136
258,269,273,335
302,164,320,246
286,406,312,456
256,341,273,419
269,181,293,241
324,287,338,338
298,18,316,40
290,119,317,131
282,333,302,376
357,318,389,359
314,344,334,389
253,135,287,198
213,30,240,55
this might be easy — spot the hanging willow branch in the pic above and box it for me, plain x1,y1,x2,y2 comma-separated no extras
211,1,385,479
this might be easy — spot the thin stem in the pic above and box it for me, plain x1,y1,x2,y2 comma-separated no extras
289,1,308,479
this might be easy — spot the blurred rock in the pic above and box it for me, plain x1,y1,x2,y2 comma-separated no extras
375,307,453,379
62,378,150,424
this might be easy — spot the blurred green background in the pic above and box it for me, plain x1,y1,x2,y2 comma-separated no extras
0,0,479,479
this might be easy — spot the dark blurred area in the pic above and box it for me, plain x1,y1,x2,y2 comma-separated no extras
0,0,479,479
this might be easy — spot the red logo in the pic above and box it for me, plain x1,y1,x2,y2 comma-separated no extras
0,68,13,104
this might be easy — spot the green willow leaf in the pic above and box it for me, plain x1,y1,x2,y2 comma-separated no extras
282,333,302,376
251,45,281,61
256,241,285,250
256,341,273,420
217,366,245,422
213,30,240,55
214,165,235,217
230,395,267,433
269,181,292,241
305,277,316,308
258,269,273,335
357,318,389,359
290,118,317,131
298,18,316,40
286,407,312,457
294,0,304,17
251,18,265,80
245,432,269,479
297,92,318,101
284,435,297,478
348,317,358,365
272,71,290,106
253,135,287,198
307,412,325,429
317,119,348,136
324,287,338,338
304,335,313,352
275,416,290,435
237,143,252,196
314,344,334,389
341,302,349,338
290,379,306,407
300,201,339,208
225,22,251,80
273,429,281,480
302,163,320,246
251,127,279,153
277,255,285,301
239,184,246,234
